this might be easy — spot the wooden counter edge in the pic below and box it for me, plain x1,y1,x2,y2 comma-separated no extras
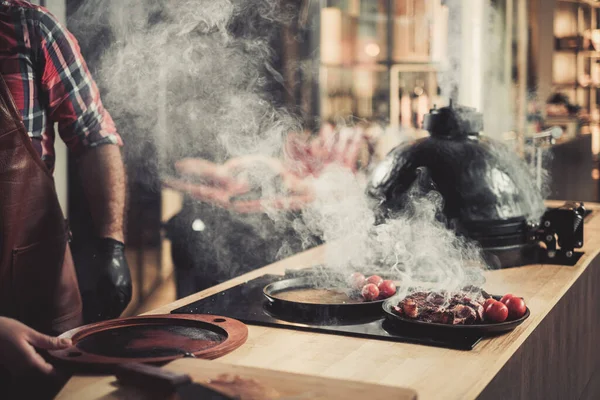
464,209,600,398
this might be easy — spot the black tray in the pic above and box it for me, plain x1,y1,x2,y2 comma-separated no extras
172,273,484,351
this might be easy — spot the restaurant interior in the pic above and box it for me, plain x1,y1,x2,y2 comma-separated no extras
16,0,600,399
70,0,600,317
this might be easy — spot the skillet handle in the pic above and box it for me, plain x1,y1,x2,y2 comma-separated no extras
115,363,192,393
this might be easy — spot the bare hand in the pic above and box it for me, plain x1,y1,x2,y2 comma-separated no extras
225,155,315,213
0,317,72,376
163,158,249,208
163,125,367,213
284,124,367,177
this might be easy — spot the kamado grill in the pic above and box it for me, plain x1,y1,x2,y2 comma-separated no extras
367,102,587,268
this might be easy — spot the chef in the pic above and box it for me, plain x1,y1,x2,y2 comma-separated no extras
0,0,131,388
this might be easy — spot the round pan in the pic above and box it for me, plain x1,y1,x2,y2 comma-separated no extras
263,277,389,320
49,314,248,367
382,295,530,335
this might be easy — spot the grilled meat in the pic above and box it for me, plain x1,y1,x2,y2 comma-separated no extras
393,287,490,325
402,299,419,318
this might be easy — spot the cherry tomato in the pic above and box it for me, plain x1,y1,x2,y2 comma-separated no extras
366,275,383,288
484,300,508,323
483,298,496,310
379,280,396,298
504,297,527,320
500,294,515,305
361,283,380,301
349,273,366,290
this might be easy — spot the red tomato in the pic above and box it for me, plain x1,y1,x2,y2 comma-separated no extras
505,297,527,320
361,283,380,301
484,300,508,323
366,275,383,288
349,273,366,290
500,294,515,305
483,298,496,310
379,280,396,298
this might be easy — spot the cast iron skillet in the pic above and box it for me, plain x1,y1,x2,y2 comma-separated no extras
382,295,530,335
263,277,389,320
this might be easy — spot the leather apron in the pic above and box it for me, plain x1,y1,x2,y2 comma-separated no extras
0,74,82,335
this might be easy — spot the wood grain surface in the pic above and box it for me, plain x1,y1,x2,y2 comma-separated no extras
58,202,600,400
479,250,600,399
57,358,417,400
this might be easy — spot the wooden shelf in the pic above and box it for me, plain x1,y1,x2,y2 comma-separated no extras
558,0,600,7
581,50,600,56
553,83,600,88
320,60,444,69
319,62,388,71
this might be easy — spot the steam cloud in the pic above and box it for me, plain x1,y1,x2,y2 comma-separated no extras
68,0,547,293
72,0,300,172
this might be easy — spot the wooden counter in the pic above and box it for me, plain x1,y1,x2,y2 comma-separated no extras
58,202,600,400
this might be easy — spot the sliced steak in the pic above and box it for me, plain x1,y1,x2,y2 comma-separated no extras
391,287,487,325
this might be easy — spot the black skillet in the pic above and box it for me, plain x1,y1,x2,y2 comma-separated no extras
263,277,389,320
382,295,530,335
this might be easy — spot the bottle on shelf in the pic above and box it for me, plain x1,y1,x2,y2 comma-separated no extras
399,79,412,128
431,86,446,110
411,79,429,129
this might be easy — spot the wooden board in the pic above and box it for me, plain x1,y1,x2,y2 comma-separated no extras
58,202,600,400
56,358,417,400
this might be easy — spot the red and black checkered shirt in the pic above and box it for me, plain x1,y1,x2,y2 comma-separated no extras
0,0,122,173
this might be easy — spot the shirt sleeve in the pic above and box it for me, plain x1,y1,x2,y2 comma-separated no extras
35,8,123,155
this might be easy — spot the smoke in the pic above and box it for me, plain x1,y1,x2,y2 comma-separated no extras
67,0,547,296
436,0,550,221
71,0,301,176
296,165,486,294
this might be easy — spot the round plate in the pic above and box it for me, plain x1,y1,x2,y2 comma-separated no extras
263,277,393,320
382,295,530,334
49,314,248,365
264,277,387,306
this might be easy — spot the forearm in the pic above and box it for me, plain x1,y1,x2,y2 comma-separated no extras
78,145,126,243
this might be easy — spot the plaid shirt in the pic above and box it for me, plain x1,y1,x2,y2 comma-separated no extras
0,0,122,172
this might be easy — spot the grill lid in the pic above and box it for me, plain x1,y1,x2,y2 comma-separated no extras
367,102,545,238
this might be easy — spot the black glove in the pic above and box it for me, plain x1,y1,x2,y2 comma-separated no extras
78,238,133,323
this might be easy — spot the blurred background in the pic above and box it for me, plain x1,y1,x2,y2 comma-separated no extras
31,0,600,314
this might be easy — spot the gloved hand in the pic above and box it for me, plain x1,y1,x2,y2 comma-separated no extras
78,238,132,323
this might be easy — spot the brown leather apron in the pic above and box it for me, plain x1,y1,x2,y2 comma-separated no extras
0,74,82,335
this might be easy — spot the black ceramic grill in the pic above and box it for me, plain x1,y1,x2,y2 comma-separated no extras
367,102,587,268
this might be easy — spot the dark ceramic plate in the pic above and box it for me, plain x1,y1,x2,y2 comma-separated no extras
382,295,530,334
